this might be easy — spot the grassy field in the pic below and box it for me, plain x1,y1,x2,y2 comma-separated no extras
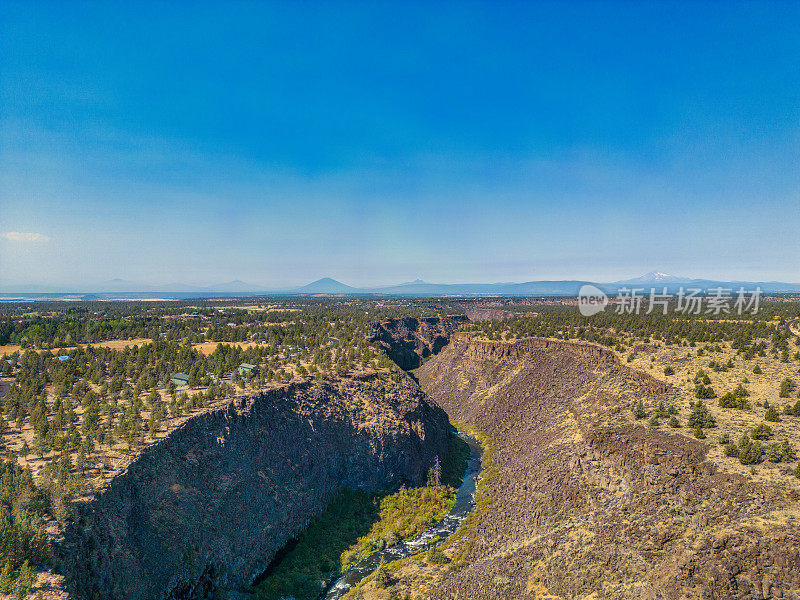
619,339,800,486
0,339,154,355
191,341,261,355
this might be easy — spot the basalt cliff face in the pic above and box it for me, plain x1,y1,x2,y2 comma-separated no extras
371,316,468,370
57,376,449,600
417,334,800,600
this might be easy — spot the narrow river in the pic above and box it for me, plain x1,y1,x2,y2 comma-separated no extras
323,432,483,599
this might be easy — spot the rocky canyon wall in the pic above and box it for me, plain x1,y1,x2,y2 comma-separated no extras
57,375,449,600
417,335,800,600
370,315,468,370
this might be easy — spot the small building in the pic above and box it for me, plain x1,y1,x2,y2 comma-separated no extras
238,363,257,376
172,373,190,386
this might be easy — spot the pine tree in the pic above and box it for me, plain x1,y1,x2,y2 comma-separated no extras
428,456,441,489
0,562,14,594
76,448,87,475
688,401,716,429
374,558,391,588
14,560,34,599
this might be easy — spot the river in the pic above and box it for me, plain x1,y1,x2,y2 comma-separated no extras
323,432,483,599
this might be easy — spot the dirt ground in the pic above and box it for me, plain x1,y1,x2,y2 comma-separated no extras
191,341,262,355
617,338,800,487
85,338,154,350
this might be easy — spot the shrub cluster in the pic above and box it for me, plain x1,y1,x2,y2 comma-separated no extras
718,384,751,410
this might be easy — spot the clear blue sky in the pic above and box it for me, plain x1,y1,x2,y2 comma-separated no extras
1,1,799,288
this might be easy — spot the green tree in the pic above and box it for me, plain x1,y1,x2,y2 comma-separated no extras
739,440,765,465
687,401,716,429
765,405,782,422
374,558,392,588
751,423,773,440
724,443,739,458
780,378,797,398
426,545,448,565
0,562,14,594
632,399,647,420
14,560,34,600
694,384,716,399
782,439,797,461
766,442,784,463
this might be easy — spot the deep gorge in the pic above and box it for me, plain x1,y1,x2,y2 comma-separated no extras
56,315,800,599
57,374,449,600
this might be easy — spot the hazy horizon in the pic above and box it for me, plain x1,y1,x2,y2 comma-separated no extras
5,271,800,295
2,1,799,288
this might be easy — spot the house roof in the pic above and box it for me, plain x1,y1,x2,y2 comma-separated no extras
172,373,189,380
239,363,256,369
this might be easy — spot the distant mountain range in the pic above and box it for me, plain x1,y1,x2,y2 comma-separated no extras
2,271,800,300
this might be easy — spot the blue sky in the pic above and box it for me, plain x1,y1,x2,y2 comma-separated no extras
1,1,799,288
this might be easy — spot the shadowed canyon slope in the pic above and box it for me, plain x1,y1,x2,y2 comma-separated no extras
417,334,800,600
371,316,468,370
58,376,449,600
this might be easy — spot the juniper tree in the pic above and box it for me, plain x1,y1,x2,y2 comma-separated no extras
765,405,782,422
374,558,391,588
687,401,716,429
632,399,647,419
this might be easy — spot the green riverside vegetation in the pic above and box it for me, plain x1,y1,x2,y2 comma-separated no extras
251,432,469,600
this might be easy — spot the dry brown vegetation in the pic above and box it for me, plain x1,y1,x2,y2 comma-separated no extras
389,331,800,600
620,340,800,486
191,341,262,355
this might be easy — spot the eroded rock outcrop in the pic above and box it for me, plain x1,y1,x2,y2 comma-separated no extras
57,375,449,600
418,335,800,600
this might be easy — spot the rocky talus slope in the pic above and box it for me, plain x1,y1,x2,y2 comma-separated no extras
371,316,468,370
417,334,800,600
56,376,449,600
463,307,517,322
